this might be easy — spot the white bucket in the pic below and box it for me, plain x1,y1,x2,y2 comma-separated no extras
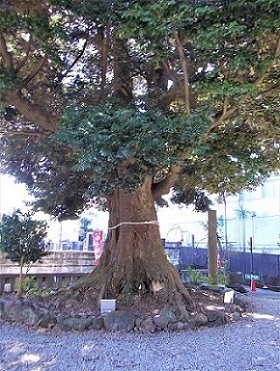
4,283,12,293
224,290,235,304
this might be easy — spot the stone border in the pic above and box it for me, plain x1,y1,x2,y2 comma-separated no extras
0,290,249,334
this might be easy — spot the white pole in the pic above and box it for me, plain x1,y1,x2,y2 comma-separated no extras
0,173,2,220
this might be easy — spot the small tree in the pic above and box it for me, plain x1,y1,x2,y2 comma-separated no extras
0,209,48,296
78,216,92,242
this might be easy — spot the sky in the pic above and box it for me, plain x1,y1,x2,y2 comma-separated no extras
0,174,32,216
0,174,108,244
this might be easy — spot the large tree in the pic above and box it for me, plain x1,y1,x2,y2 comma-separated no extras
0,1,279,310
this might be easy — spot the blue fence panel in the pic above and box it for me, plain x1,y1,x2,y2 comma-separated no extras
253,253,280,277
228,251,250,274
166,243,280,279
179,246,208,268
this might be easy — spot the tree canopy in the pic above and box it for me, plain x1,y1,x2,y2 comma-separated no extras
0,0,279,219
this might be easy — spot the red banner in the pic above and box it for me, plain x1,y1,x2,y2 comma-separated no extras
92,230,103,265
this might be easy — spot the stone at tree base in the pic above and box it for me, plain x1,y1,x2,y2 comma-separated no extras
139,318,156,333
225,311,241,323
182,322,193,331
205,311,226,327
232,312,241,321
37,312,57,328
103,310,136,332
194,313,208,326
153,308,177,330
0,286,249,332
90,317,104,331
57,316,93,331
0,300,4,319
176,322,186,331
3,300,40,326
153,315,168,330
205,311,219,322
135,317,142,329
234,293,250,310
200,284,225,293
226,283,247,294
177,304,190,322
167,322,178,331
224,303,236,313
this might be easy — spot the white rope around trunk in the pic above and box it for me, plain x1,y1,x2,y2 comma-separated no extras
108,221,159,230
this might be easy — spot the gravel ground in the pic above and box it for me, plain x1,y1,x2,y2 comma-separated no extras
0,289,279,371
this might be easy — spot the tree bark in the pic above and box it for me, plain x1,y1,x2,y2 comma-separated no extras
79,176,194,310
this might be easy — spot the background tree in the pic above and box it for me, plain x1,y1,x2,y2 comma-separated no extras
0,1,279,311
78,216,92,243
0,209,48,296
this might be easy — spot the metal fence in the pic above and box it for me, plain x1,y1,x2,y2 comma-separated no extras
165,242,280,286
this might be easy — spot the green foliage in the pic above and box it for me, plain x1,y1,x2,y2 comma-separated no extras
122,0,280,113
13,275,47,296
0,69,22,89
55,104,210,194
205,275,217,286
174,119,280,197
14,275,36,292
0,209,48,266
171,190,212,212
205,272,229,286
187,266,202,285
217,271,229,286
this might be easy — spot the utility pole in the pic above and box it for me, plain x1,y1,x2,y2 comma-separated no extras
208,210,218,285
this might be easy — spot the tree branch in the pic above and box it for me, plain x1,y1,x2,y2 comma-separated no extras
152,164,181,199
276,36,280,55
162,61,178,84
1,88,58,132
18,54,48,89
173,30,190,115
60,32,89,81
0,130,47,136
258,86,279,99
0,31,15,73
15,37,32,73
99,25,111,102
210,107,237,130
222,97,228,116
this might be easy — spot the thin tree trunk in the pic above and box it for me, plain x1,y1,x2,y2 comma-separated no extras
17,256,24,298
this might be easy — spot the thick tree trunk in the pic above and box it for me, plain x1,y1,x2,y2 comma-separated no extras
80,176,194,311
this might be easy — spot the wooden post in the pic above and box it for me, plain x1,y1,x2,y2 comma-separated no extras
208,210,217,285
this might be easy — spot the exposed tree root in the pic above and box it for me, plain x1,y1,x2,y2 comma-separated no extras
49,180,196,316
49,260,196,317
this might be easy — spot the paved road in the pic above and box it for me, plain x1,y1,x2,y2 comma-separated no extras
0,289,279,371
